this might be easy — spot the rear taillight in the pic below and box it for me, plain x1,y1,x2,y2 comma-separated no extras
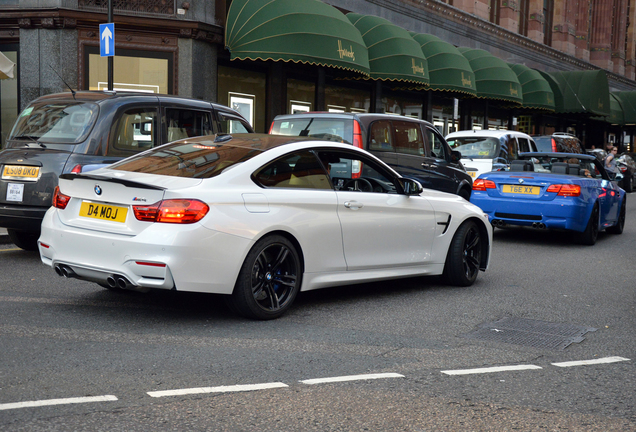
133,199,209,224
70,164,82,174
619,165,627,173
268,121,274,134
546,184,581,197
472,179,496,191
351,120,364,178
52,186,71,209
551,138,557,152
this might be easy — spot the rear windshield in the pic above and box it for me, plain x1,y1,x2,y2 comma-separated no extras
447,136,501,159
110,140,261,178
9,102,98,144
271,118,353,144
533,137,553,152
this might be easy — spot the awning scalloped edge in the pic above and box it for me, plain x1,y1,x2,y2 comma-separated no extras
230,55,370,77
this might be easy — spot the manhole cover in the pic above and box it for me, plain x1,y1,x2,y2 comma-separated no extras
464,317,597,350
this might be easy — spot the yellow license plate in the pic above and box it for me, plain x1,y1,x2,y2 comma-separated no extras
2,165,40,179
468,171,477,178
502,184,540,195
79,201,128,223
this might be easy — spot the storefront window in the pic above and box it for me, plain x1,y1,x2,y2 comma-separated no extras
218,66,266,133
380,93,421,118
86,47,170,93
431,95,458,136
287,79,314,114
1,47,18,149
325,84,370,113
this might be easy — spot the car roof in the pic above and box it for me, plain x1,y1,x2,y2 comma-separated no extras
273,112,435,126
446,129,534,139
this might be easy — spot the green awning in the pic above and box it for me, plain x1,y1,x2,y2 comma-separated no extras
346,13,429,85
612,91,636,125
225,0,370,76
457,48,523,104
507,63,555,111
539,70,610,116
410,33,476,96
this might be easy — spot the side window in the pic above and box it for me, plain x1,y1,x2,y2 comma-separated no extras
517,137,531,154
165,109,213,142
216,112,252,134
368,121,394,151
253,150,331,190
317,150,398,194
393,121,425,155
425,127,447,160
111,108,157,154
508,137,519,160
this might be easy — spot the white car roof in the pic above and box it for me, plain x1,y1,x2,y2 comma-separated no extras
446,130,534,140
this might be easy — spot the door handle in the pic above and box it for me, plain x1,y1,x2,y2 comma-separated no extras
344,200,364,210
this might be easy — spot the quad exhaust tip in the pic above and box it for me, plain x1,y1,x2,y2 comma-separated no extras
54,264,76,279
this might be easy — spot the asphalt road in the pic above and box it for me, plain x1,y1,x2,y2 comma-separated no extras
0,200,634,431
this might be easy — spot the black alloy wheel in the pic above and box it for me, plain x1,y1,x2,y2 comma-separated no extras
579,203,599,245
229,235,301,320
442,220,483,286
7,229,40,251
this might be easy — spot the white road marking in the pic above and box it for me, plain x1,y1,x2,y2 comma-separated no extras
552,356,630,367
300,372,404,385
441,365,543,375
147,382,288,398
0,395,117,411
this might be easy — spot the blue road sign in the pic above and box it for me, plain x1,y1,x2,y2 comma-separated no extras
99,23,115,57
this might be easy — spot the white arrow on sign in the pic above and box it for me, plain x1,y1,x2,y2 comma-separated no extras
101,26,113,55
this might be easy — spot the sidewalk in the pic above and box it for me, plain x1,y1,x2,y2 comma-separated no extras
0,228,11,245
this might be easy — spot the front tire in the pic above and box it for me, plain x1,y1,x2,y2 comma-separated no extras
579,203,599,245
442,220,483,287
228,235,301,320
7,229,39,251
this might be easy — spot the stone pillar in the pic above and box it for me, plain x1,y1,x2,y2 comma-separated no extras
19,26,78,109
589,0,613,70
498,1,518,32
551,0,576,55
611,0,628,75
575,0,591,62
626,0,636,79
177,38,217,102
452,0,491,21
527,0,545,43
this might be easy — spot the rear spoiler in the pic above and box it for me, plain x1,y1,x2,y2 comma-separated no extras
59,173,166,190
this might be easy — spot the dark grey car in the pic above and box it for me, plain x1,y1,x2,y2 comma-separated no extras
0,91,253,250
270,113,472,200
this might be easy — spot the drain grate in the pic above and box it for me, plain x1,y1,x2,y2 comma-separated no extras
464,317,597,350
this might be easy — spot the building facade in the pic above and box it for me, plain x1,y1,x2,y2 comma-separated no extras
1,0,636,149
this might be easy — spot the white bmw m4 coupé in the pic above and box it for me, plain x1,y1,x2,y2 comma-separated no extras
39,134,492,319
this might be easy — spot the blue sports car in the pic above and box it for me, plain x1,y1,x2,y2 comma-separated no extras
470,152,626,245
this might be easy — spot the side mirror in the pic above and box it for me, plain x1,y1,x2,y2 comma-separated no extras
451,150,462,163
401,178,423,196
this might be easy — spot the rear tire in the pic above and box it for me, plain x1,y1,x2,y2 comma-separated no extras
442,220,483,287
607,197,626,234
459,188,471,201
228,235,301,320
579,203,599,245
7,229,39,251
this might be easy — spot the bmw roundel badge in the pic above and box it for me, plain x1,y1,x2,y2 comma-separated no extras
94,185,102,195
518,178,524,184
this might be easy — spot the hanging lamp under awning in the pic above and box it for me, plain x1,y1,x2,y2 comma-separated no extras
410,33,476,96
457,47,523,104
225,0,370,76
508,63,555,111
346,13,429,86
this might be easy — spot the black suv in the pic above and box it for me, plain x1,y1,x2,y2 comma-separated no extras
0,91,253,250
270,113,472,199
533,133,583,154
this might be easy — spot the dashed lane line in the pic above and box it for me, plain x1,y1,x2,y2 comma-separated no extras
300,372,405,385
441,364,543,376
0,395,118,411
147,382,288,398
551,356,631,367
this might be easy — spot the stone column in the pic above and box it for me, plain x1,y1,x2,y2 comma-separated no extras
177,37,217,102
498,1,519,32
626,0,636,79
611,0,628,75
575,0,591,62
526,0,545,43
589,0,613,70
551,0,576,55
